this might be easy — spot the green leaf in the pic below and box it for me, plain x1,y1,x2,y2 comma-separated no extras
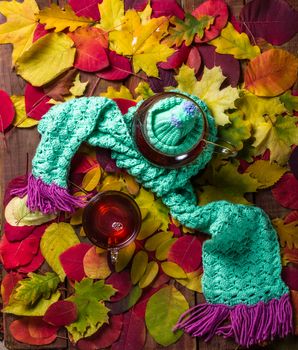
161,262,187,279
3,291,60,316
176,270,203,293
131,251,148,284
280,91,298,113
115,242,136,272
66,278,116,342
13,272,60,306
137,214,162,240
218,111,251,151
4,195,56,226
155,238,177,261
145,231,173,251
165,14,214,47
139,261,159,288
145,285,189,346
40,223,80,281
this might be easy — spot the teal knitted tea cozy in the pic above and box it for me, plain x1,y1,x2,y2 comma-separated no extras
12,91,293,348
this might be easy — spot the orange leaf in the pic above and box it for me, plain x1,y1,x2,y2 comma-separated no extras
244,48,298,97
82,166,101,191
83,246,111,279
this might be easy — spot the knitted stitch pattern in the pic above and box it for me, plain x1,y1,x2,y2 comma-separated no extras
12,94,293,348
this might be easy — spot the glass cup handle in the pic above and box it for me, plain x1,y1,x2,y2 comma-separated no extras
109,248,119,265
203,139,238,158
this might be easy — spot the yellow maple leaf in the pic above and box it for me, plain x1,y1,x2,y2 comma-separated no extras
273,218,298,249
37,3,93,32
209,22,260,60
109,9,174,77
15,33,76,87
0,0,39,64
69,73,88,97
100,85,134,100
175,65,239,125
11,95,38,128
245,160,287,189
97,0,124,31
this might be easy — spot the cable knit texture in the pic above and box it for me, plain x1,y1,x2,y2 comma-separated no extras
13,93,293,348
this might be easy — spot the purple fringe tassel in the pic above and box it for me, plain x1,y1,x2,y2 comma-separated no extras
10,173,86,214
174,294,293,348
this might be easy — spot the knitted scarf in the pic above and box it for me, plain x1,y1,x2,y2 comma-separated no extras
12,93,293,348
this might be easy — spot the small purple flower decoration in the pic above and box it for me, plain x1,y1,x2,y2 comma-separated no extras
183,100,196,116
170,114,182,128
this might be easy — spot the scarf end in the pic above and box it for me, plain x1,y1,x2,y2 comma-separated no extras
10,173,86,214
174,293,293,348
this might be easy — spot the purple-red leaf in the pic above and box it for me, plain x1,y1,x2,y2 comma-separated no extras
43,300,78,327
9,317,58,346
149,67,177,93
192,0,228,43
186,46,201,74
4,222,35,242
198,44,240,87
59,243,92,281
125,0,184,19
96,147,122,173
159,44,191,70
25,84,51,120
77,314,123,350
18,250,45,273
4,175,28,207
0,89,15,132
111,310,146,350
282,265,298,291
272,173,298,210
1,272,23,306
106,271,132,302
239,0,298,46
168,235,202,273
289,147,298,180
69,0,102,21
97,51,132,80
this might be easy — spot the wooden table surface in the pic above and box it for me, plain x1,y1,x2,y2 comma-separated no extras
1,0,298,349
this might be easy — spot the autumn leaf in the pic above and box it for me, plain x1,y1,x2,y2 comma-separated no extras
145,231,173,251
155,238,177,261
246,160,287,189
100,86,134,100
66,278,116,342
218,110,251,151
40,223,80,281
135,82,154,100
175,270,203,293
106,271,132,302
43,300,78,327
139,261,159,288
97,50,132,81
145,286,188,346
272,173,298,210
97,0,124,31
209,22,260,60
37,3,93,32
5,195,56,226
115,242,136,272
16,33,76,87
164,13,214,47
11,95,38,128
161,262,186,279
244,48,298,97
273,218,298,249
175,64,239,125
280,91,298,113
109,9,174,77
131,251,148,285
83,247,111,279
199,161,259,205
0,89,15,132
43,69,77,101
69,73,88,97
0,0,39,64
12,272,60,306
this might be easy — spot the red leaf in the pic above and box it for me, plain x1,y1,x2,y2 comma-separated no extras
272,173,298,210
106,271,132,302
0,233,41,270
69,0,102,21
159,44,191,70
282,266,298,291
4,222,35,242
186,46,201,74
289,147,298,180
77,314,123,350
9,317,58,346
151,0,184,20
71,153,99,175
3,175,28,207
114,98,136,114
198,44,240,87
193,0,228,43
59,243,92,281
111,310,146,350
285,211,298,224
25,84,51,120
43,300,78,327
97,50,132,80
168,235,202,273
1,272,23,306
0,89,15,132
239,0,298,46
18,249,45,273
68,27,109,72
33,23,50,42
